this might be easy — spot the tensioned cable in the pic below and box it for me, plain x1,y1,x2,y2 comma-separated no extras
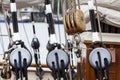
57,0,61,44
64,0,73,80
52,0,54,11
1,0,13,43
19,11,32,53
0,0,5,54
3,10,13,44
1,1,12,77
61,0,65,15
95,0,102,41
0,20,5,55
0,0,9,57
63,0,68,43
78,0,81,9
63,0,69,50
0,22,12,80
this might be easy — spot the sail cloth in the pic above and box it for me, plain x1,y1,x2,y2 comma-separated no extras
1,0,45,9
1,0,120,27
80,0,120,28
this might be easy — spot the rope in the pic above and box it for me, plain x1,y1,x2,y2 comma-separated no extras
57,0,62,44
19,11,32,53
0,2,12,80
0,0,9,57
95,0,102,42
62,0,65,15
0,21,5,55
67,0,72,10
78,0,81,9
3,10,13,44
0,1,5,52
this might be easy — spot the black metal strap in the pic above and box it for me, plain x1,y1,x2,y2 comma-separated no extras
90,41,105,49
52,62,57,80
14,59,19,80
23,58,28,80
104,58,110,80
77,62,83,80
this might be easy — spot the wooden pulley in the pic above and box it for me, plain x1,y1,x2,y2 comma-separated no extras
69,10,78,33
63,0,86,35
64,11,79,35
73,9,86,33
64,12,73,34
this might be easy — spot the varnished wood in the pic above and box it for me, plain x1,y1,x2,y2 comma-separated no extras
64,12,73,34
64,10,86,35
73,10,86,33
83,40,120,80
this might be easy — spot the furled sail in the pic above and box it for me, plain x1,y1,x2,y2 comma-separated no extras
80,0,120,27
63,0,120,28
0,0,45,9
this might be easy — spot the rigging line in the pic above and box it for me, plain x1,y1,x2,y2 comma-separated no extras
0,21,5,54
38,49,42,67
19,11,32,53
95,0,102,42
64,29,68,50
62,0,66,15
64,0,69,12
1,3,10,42
67,0,71,10
2,9,13,44
78,0,81,9
1,0,9,39
57,0,61,44
34,49,42,66
52,0,54,11
0,0,7,55
64,1,73,80
62,11,72,80
62,0,67,42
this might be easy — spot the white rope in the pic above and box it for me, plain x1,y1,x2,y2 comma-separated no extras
78,0,81,9
19,12,32,53
0,0,7,56
61,0,65,15
0,21,5,54
95,0,102,42
3,10,13,44
57,0,61,44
